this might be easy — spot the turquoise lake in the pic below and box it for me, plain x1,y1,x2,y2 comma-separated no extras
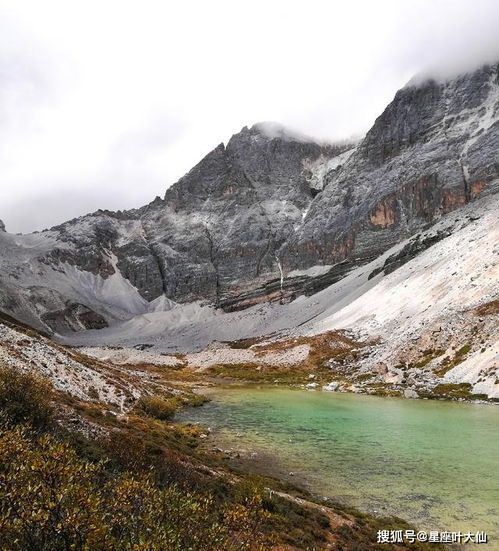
177,387,499,544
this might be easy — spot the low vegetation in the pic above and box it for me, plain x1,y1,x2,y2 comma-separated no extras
0,366,272,551
1,426,269,551
418,382,488,401
208,362,311,384
0,367,55,431
475,299,499,316
0,365,446,550
433,344,472,377
412,348,445,369
209,331,364,386
136,394,180,420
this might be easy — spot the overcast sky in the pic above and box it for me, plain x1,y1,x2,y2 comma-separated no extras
1,0,499,233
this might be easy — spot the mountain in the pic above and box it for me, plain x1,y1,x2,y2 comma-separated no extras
0,124,350,332
64,194,499,398
0,63,498,338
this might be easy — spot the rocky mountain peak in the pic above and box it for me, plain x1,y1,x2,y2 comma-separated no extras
162,123,336,214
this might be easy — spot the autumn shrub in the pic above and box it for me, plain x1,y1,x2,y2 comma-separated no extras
136,394,179,420
0,366,54,431
0,424,270,551
0,426,106,551
100,428,202,490
225,478,273,551
102,429,150,471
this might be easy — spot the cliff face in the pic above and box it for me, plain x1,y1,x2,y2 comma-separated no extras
283,63,499,270
0,64,498,334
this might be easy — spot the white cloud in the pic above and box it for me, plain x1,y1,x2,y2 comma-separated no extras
0,0,498,233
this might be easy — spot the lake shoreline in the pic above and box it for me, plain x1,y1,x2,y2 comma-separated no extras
177,384,499,545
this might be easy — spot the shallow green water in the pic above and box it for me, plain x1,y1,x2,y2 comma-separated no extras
178,387,499,542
